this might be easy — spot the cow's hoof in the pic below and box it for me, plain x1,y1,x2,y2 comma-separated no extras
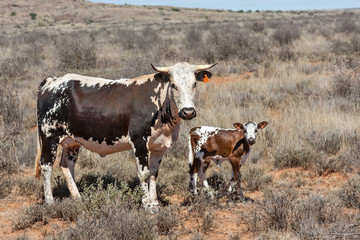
44,198,54,205
145,204,160,214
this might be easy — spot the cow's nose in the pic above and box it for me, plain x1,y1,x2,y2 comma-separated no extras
179,107,196,120
248,138,256,145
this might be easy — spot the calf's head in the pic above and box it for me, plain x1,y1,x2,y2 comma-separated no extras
152,62,216,120
233,121,268,145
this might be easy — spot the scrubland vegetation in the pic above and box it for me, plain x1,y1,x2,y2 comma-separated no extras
0,3,359,239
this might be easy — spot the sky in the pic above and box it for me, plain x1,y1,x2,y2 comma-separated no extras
88,0,359,11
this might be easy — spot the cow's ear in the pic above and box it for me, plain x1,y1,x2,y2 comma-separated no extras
233,122,243,130
258,121,268,129
196,71,212,82
154,72,170,83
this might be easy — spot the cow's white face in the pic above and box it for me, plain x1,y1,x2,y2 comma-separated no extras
152,62,216,120
233,121,268,145
169,63,197,119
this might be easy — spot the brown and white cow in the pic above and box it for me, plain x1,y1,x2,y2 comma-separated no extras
188,121,268,200
35,62,216,209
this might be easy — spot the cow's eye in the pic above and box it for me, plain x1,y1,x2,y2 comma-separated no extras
171,83,178,90
255,130,258,133
192,82,197,89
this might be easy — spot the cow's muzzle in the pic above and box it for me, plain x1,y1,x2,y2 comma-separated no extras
179,107,196,120
248,138,256,145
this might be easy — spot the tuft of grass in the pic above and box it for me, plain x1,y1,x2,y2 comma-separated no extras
274,144,318,170
338,176,360,210
272,23,301,45
56,34,96,70
201,211,214,234
0,173,12,198
57,205,156,240
156,206,179,235
13,198,81,230
242,164,273,191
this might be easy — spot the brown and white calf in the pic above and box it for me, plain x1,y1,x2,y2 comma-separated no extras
188,121,268,199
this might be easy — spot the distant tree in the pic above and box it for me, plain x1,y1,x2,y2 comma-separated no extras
29,12,37,20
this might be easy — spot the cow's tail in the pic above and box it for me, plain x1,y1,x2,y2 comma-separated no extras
35,122,42,179
188,134,194,167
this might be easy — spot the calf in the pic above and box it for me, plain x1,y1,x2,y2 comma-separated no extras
188,121,268,200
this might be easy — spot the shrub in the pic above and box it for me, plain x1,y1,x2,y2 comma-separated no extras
335,13,359,33
250,21,265,32
242,164,272,191
273,23,301,45
338,176,360,209
0,140,19,174
306,130,342,155
278,46,297,61
56,34,96,70
274,144,318,169
0,173,12,198
57,207,156,240
80,178,143,217
13,199,81,230
244,187,298,231
29,13,37,20
201,211,214,234
292,194,340,233
156,206,179,234
332,67,359,102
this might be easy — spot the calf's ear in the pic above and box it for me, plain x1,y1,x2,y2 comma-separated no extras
233,122,243,130
196,71,212,82
154,72,170,83
258,121,268,129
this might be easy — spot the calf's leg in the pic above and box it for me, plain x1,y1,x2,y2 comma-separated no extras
229,159,245,201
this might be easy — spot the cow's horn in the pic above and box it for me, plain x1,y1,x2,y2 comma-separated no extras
151,64,170,73
195,63,218,71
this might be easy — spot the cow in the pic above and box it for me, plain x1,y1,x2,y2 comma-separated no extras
188,121,268,200
35,62,217,209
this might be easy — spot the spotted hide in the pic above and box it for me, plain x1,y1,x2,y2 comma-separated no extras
188,121,268,200
35,62,216,209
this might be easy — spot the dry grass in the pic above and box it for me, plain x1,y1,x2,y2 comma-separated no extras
0,2,359,239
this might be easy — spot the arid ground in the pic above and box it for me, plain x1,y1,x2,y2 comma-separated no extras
0,1,359,239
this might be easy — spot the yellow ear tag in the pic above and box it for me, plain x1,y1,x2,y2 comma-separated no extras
204,74,209,83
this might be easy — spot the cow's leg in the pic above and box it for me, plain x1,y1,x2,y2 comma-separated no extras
40,138,59,204
229,160,245,201
129,136,152,208
60,145,81,200
189,151,201,194
148,151,165,207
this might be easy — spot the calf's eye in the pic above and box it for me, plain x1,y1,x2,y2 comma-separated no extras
193,82,197,88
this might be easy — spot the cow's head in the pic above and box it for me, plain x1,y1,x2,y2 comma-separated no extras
233,121,268,145
152,62,217,120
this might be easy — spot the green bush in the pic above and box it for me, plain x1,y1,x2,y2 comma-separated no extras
29,13,37,20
